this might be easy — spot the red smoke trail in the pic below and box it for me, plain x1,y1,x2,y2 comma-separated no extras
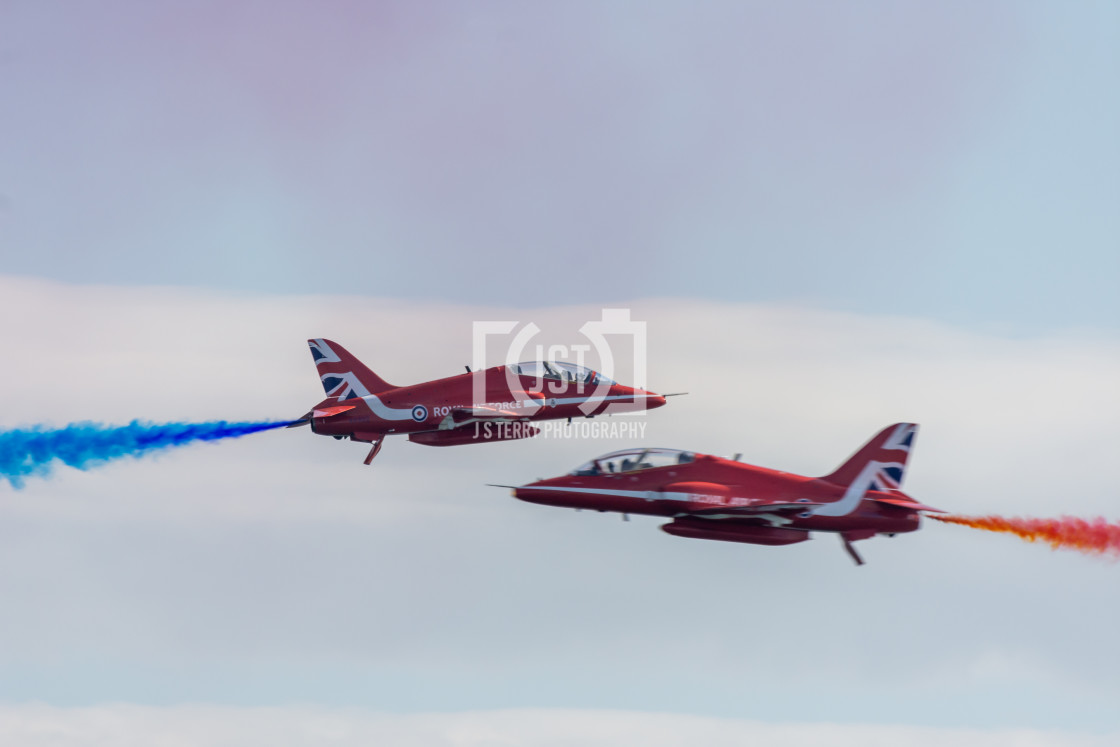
930,514,1120,557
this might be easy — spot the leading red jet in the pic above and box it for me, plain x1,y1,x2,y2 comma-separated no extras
291,338,669,463
505,423,943,565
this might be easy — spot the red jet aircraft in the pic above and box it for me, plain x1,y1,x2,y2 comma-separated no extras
506,423,942,565
291,338,669,463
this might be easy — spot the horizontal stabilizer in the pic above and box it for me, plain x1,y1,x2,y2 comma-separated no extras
313,405,357,418
872,496,945,513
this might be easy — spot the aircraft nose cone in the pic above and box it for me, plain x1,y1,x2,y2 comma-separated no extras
488,483,532,500
511,482,542,503
649,392,667,408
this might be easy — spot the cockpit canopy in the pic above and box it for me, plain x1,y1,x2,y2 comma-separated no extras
569,448,696,476
508,361,615,386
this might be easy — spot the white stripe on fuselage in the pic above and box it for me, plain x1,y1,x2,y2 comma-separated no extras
812,462,879,517
359,392,662,424
528,475,876,520
358,394,418,421
522,485,686,502
498,393,661,413
521,487,801,526
546,393,660,406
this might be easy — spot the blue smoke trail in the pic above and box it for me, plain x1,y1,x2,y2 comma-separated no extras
0,419,296,489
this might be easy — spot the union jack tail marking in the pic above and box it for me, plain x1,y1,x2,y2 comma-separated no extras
307,339,397,398
820,423,918,490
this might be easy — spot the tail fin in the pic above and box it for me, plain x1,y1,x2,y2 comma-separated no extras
819,423,918,490
307,338,396,399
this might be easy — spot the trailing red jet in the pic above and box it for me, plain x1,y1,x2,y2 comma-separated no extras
505,423,943,565
291,338,669,463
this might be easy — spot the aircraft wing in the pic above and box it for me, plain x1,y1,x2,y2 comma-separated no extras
448,406,527,425
686,501,823,516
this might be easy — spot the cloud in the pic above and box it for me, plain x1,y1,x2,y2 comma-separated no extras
0,706,1113,747
0,276,1118,731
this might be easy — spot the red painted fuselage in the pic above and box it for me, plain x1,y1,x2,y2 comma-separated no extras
311,365,664,440
298,339,668,461
510,424,942,564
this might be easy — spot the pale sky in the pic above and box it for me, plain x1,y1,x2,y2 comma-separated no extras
2,1,1117,328
1,2,1118,745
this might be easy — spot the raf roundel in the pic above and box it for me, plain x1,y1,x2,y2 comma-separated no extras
411,405,429,422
